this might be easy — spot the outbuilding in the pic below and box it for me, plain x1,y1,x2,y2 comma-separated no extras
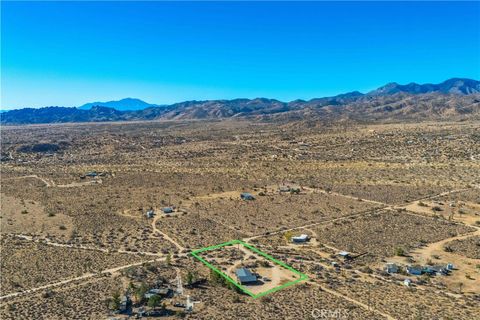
86,171,98,177
119,295,131,313
384,263,399,274
292,234,309,243
240,193,255,201
162,207,173,214
146,209,155,218
235,267,257,284
406,265,423,275
425,265,449,276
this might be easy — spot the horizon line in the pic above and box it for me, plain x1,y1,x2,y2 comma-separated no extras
1,76,478,111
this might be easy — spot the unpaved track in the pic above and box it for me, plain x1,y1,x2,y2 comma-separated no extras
312,282,397,320
408,225,480,294
151,215,185,251
1,185,473,317
244,207,387,242
413,226,480,260
3,175,55,187
0,256,166,300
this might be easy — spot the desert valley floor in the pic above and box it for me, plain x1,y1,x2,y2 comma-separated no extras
1,119,479,319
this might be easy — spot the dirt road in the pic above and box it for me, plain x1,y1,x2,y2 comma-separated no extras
151,215,185,251
0,256,166,300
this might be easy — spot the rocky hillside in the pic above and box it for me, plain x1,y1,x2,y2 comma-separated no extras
2,78,479,124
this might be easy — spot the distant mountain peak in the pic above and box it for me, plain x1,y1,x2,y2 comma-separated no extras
78,98,160,111
368,78,480,96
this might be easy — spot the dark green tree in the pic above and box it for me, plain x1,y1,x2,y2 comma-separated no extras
147,294,162,308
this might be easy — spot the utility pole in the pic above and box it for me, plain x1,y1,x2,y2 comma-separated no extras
367,282,372,316
176,273,184,296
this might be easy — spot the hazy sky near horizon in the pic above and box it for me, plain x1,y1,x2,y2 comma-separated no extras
1,1,479,109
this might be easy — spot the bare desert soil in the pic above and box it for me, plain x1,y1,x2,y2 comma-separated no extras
1,193,73,237
1,119,479,319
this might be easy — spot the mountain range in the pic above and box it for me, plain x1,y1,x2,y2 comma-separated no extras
2,78,479,125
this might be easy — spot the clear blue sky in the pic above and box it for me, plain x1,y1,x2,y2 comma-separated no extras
1,1,479,109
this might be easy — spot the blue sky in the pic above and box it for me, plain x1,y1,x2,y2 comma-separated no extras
1,1,479,109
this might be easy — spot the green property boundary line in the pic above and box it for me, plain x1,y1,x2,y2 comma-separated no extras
190,239,308,298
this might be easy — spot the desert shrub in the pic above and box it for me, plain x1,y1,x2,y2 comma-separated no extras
108,291,121,311
147,294,162,308
395,247,406,256
259,260,271,268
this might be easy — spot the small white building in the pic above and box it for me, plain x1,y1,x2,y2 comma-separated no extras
146,209,155,218
404,279,412,287
292,234,309,243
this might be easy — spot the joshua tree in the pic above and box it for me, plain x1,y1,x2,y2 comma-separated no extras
109,291,121,311
134,282,149,304
185,270,196,286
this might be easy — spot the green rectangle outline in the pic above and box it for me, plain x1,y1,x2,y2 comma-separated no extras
190,239,308,298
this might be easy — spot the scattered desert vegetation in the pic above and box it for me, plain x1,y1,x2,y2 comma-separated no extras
444,236,480,259
1,119,479,318
313,210,474,262
0,235,146,295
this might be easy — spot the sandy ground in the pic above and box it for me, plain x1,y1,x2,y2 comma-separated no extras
404,200,480,226
409,228,480,294
0,193,73,238
385,227,480,295
216,244,301,295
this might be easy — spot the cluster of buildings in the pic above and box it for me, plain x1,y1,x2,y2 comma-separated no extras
112,276,198,318
278,185,301,194
80,171,107,179
239,185,303,201
145,207,174,218
384,262,454,277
